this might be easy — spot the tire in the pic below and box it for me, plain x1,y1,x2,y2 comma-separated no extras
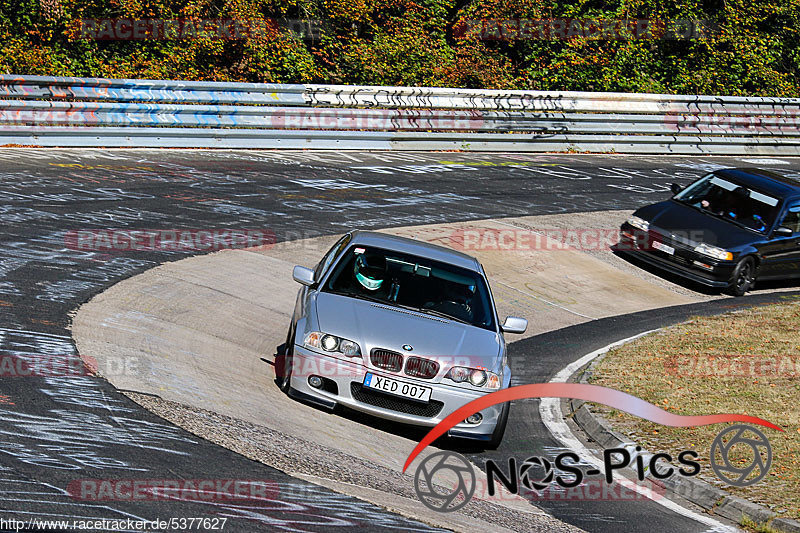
485,401,510,450
276,327,294,393
726,256,756,297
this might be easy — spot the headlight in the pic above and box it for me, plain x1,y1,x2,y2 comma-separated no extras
304,331,361,357
626,215,650,232
469,369,487,387
321,334,338,351
445,366,501,389
693,243,733,261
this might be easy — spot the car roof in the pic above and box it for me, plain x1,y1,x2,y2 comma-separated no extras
348,231,482,272
715,168,800,199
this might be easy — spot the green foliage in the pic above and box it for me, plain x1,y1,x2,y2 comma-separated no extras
0,0,797,95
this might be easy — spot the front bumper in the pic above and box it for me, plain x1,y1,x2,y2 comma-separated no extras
616,226,736,288
287,344,506,439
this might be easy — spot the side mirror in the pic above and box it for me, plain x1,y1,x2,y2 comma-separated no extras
292,265,315,286
670,183,683,195
501,316,528,334
774,226,794,237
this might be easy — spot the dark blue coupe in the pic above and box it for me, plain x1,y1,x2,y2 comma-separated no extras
618,168,800,296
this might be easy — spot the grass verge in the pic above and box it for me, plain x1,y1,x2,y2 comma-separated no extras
590,297,800,520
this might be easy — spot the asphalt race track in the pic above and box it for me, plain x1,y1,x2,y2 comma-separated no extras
471,292,800,532
1,149,800,532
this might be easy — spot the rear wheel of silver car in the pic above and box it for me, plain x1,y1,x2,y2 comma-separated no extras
277,327,294,392
726,256,756,297
486,401,510,450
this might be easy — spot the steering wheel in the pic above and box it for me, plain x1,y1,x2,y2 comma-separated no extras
432,300,472,321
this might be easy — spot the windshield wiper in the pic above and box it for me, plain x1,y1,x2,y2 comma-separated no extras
414,307,473,325
332,290,387,305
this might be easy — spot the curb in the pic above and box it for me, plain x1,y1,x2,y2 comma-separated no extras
566,358,800,533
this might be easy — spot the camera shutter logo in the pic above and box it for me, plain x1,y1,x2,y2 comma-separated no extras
519,456,554,491
413,451,475,512
710,424,772,487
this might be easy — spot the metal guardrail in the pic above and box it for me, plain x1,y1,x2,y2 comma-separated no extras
1,74,799,153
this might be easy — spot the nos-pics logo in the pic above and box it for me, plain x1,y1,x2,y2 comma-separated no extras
413,424,772,512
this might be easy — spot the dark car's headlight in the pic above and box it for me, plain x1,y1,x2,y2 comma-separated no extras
304,331,361,357
445,366,501,389
693,243,733,261
626,215,650,232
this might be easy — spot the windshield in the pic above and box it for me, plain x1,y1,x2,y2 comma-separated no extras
322,245,496,331
673,173,781,233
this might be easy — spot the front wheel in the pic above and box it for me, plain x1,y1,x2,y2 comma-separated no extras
485,401,510,450
276,327,294,392
726,257,756,297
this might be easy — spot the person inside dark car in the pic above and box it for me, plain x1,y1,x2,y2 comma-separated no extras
691,180,776,233
700,187,746,219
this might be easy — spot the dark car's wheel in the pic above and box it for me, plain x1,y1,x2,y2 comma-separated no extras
485,401,510,450
276,327,295,392
726,256,756,297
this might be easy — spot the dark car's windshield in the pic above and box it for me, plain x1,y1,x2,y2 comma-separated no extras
673,173,781,233
322,245,496,331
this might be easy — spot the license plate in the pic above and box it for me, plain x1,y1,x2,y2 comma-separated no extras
652,240,675,255
363,372,432,402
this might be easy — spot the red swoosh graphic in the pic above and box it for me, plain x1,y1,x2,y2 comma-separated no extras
402,383,782,473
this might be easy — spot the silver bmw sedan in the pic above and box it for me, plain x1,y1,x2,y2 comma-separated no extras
278,230,527,449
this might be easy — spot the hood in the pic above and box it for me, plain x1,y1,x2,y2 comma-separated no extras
313,292,502,376
636,200,761,249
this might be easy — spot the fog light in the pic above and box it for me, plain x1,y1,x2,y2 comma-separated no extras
465,413,483,425
308,375,323,389
693,260,713,271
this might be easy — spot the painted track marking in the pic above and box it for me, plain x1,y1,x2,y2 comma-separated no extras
539,330,737,533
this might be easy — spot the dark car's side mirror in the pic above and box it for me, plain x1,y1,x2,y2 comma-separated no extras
670,183,683,195
774,226,794,237
292,265,316,286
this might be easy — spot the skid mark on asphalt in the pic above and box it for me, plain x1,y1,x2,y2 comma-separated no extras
3,150,799,530
0,472,149,527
